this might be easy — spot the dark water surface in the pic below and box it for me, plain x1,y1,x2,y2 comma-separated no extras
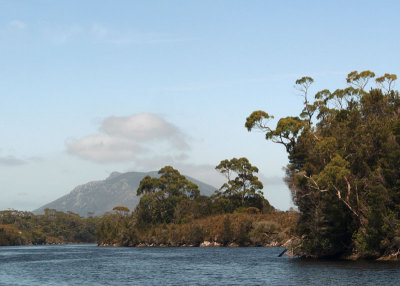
0,244,399,285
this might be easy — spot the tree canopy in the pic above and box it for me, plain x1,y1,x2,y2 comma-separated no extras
246,71,400,258
215,157,263,205
137,166,199,199
96,163,277,247
0,209,98,245
135,166,200,225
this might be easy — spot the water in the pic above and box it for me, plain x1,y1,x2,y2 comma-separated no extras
0,245,399,286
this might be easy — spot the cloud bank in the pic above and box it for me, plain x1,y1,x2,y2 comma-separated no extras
67,113,189,163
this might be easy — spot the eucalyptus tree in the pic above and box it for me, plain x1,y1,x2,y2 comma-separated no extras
215,157,264,206
246,71,400,258
136,166,200,225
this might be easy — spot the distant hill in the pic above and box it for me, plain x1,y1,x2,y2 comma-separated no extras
34,171,217,217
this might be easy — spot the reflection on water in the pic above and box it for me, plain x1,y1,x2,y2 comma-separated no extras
0,245,399,286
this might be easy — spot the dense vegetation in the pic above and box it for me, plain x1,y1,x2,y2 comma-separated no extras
0,209,98,245
96,162,288,247
246,71,400,259
97,211,297,247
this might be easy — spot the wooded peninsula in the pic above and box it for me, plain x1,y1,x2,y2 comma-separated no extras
2,71,399,261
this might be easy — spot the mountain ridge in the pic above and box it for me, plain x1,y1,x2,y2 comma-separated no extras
34,171,217,217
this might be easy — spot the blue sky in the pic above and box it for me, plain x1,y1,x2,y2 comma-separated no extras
1,0,399,211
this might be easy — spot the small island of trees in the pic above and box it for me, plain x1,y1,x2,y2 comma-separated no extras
96,161,296,248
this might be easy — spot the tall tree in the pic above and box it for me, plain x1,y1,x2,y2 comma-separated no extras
246,71,400,258
215,157,264,206
136,166,200,225
137,166,199,199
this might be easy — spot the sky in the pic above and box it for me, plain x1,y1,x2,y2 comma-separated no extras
1,0,399,211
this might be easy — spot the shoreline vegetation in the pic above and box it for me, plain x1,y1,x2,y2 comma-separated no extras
94,164,300,251
0,208,298,249
0,209,98,246
97,212,298,249
246,71,400,261
2,71,400,262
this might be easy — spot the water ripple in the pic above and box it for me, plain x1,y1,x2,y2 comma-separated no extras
0,245,399,286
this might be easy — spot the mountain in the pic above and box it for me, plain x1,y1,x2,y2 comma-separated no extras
34,171,217,217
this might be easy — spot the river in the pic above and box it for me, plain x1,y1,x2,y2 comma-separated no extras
0,245,399,285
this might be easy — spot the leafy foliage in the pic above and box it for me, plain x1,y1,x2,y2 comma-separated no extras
97,211,297,247
247,71,400,258
214,157,264,206
135,166,200,225
97,164,277,247
0,209,98,245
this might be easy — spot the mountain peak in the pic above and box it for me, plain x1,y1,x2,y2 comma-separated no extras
107,171,122,180
34,171,216,217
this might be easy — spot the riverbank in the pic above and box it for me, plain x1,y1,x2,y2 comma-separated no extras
0,209,98,246
98,240,291,248
97,211,298,248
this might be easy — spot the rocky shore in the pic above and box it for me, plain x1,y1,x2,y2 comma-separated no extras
97,239,289,248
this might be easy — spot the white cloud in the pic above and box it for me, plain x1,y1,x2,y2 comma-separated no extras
101,113,188,149
67,113,189,163
8,20,26,30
